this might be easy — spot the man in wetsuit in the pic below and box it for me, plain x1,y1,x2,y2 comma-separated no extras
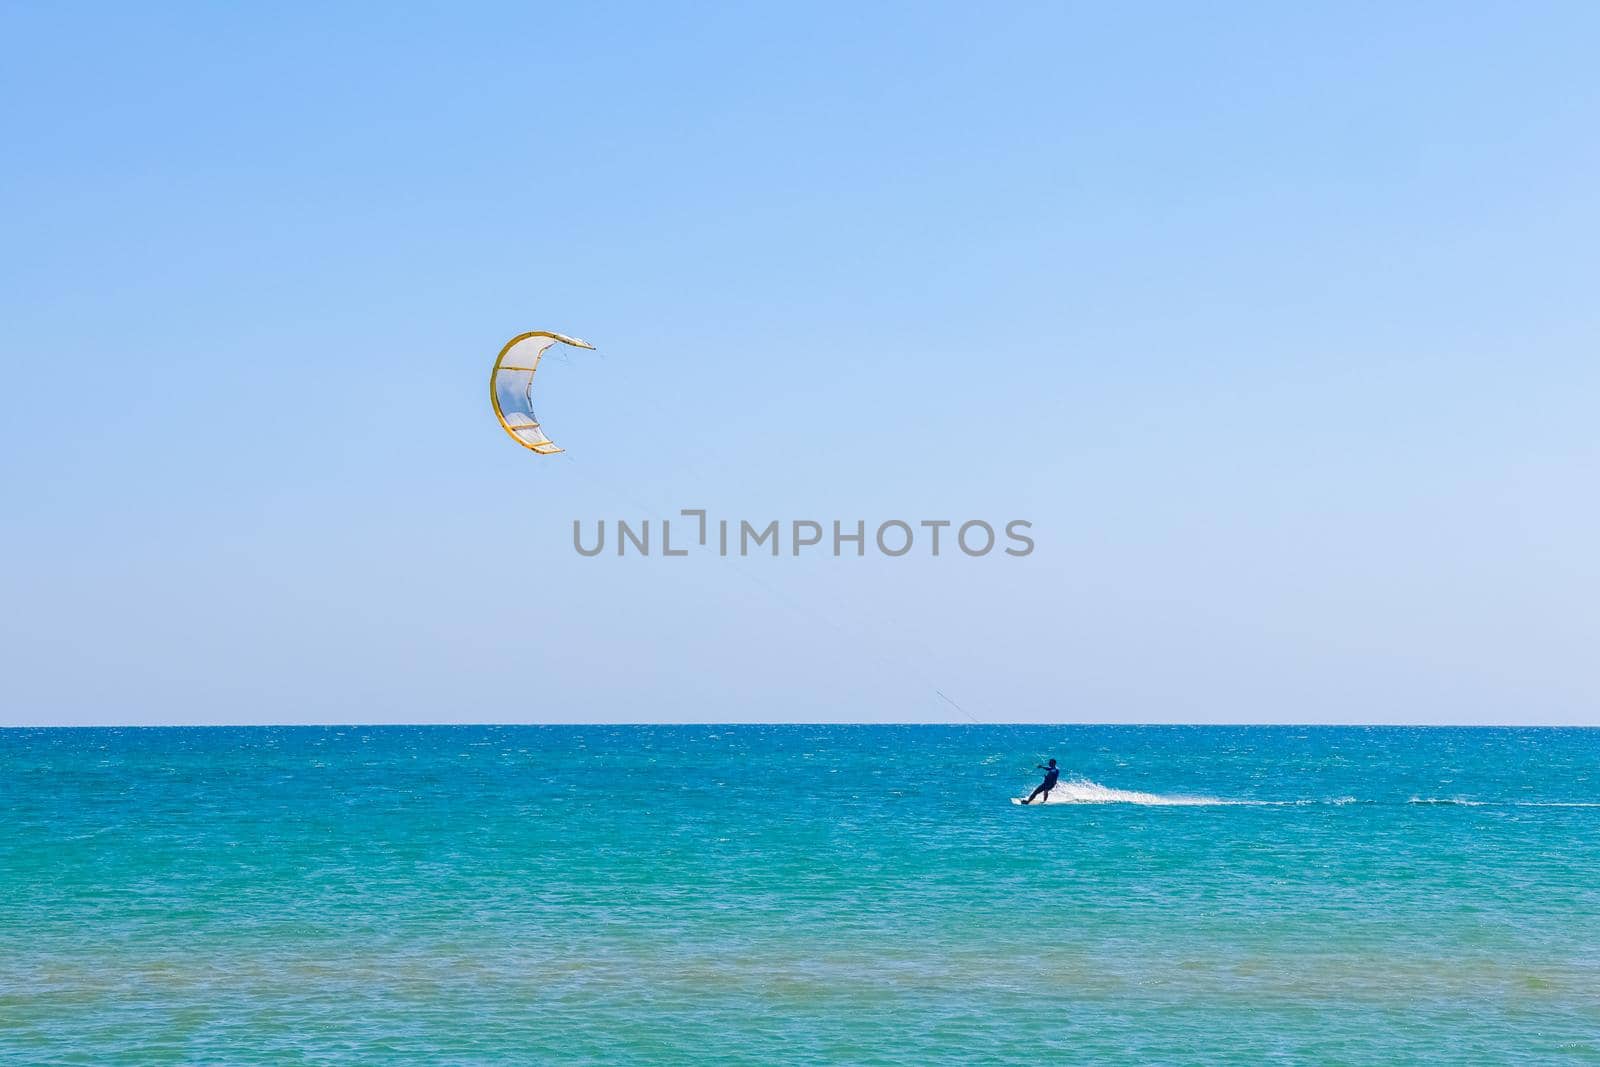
1021,759,1060,805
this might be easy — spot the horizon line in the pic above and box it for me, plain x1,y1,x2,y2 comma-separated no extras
3,721,1598,730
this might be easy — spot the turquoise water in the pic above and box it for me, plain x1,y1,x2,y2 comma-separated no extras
4,726,1599,1064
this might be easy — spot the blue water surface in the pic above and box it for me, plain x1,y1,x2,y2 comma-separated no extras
3,726,1598,1064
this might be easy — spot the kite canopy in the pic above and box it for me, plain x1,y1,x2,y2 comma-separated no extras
489,330,595,454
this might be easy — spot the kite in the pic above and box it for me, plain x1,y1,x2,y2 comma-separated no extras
488,330,595,455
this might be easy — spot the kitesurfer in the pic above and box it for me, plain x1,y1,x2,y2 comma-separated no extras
1021,759,1060,805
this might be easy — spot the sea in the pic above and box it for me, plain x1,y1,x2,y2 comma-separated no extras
3,725,1598,1064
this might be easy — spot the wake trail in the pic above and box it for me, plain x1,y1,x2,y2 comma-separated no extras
1010,780,1600,808
1014,778,1259,807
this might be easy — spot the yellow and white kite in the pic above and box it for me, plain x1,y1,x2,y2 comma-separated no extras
488,330,595,455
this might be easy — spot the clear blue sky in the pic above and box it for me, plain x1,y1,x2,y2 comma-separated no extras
3,3,1597,725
